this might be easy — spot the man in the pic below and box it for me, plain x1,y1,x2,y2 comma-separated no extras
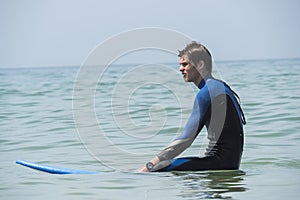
138,41,246,172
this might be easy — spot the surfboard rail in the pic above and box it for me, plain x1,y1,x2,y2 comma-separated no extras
16,160,99,174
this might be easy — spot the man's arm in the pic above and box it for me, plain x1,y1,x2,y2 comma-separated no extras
138,95,209,172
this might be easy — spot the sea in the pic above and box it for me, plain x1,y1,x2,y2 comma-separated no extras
1,58,300,199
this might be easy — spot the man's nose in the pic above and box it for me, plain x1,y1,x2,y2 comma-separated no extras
179,65,185,72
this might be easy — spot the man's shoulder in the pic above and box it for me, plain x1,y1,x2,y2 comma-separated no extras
199,78,227,98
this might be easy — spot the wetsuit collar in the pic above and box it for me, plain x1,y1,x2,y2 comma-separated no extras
197,74,213,89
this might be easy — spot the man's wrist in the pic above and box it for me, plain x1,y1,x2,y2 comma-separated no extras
150,156,160,165
145,157,160,172
146,162,154,171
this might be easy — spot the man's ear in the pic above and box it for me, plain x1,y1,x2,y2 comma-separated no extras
196,60,205,71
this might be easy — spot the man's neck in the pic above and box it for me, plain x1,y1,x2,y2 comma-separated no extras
194,76,202,86
194,71,210,86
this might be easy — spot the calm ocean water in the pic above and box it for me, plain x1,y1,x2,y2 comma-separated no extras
1,58,300,199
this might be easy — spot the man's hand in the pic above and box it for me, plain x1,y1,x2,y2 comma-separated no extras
136,166,149,172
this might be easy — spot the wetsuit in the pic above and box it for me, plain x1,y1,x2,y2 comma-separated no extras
155,74,246,171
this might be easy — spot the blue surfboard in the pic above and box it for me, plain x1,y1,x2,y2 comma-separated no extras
16,160,99,174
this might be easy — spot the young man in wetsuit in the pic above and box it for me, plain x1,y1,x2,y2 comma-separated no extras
138,41,246,172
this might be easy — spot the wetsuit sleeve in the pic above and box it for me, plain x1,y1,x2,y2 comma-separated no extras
157,91,210,161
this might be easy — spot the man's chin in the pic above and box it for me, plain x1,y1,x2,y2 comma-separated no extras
183,77,190,82
183,76,188,82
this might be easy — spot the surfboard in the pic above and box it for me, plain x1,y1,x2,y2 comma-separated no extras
16,160,99,174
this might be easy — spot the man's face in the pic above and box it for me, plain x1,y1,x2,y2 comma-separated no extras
179,55,200,83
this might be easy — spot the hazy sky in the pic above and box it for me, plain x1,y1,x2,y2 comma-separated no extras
1,0,299,67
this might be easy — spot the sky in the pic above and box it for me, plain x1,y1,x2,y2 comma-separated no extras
1,0,300,67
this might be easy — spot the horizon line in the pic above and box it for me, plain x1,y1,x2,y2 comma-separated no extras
1,57,300,69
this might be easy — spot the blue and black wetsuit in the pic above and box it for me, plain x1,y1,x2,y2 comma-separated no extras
155,74,246,171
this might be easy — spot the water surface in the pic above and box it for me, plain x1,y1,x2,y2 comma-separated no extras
1,59,300,199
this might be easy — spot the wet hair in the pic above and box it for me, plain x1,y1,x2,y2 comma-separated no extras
178,41,212,73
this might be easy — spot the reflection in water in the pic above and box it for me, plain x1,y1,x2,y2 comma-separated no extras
171,170,247,199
